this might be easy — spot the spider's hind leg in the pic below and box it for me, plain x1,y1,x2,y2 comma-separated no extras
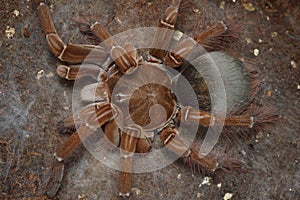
180,106,255,128
40,103,115,197
160,126,243,177
118,125,151,197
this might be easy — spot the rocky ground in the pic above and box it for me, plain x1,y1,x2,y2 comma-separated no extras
0,0,299,199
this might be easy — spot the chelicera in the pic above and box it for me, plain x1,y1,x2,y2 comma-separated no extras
38,1,277,198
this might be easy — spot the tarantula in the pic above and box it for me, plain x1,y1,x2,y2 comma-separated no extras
38,1,276,198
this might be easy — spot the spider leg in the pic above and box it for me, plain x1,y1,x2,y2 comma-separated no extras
91,22,118,47
58,44,108,64
194,21,228,47
123,44,138,63
56,115,76,135
56,63,108,81
180,106,254,128
114,124,151,197
149,5,179,61
118,125,141,197
80,82,109,103
165,21,228,67
160,127,242,176
38,3,108,63
56,82,110,135
164,38,197,67
160,127,218,173
91,22,138,74
103,120,121,148
111,44,138,74
41,103,116,197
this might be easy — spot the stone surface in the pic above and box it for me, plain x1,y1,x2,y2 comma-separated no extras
0,0,299,199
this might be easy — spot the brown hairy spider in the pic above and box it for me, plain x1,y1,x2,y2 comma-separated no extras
38,1,278,198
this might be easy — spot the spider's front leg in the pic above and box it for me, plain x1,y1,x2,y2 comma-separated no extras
40,103,116,197
90,22,138,74
56,63,109,81
111,44,138,74
149,5,179,61
38,3,108,63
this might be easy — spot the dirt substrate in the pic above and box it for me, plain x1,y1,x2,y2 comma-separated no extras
0,0,299,199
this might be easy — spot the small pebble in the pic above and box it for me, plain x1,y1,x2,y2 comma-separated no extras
254,48,259,56
46,72,54,78
5,26,15,39
256,131,264,139
223,193,233,200
243,3,255,11
245,37,252,44
131,187,141,195
63,106,69,111
78,194,86,200
297,85,300,90
193,7,200,13
240,150,247,156
271,32,278,37
13,10,20,17
177,173,182,179
199,176,211,187
217,183,222,188
115,17,122,24
197,193,203,198
36,70,45,80
219,1,225,10
291,60,297,68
